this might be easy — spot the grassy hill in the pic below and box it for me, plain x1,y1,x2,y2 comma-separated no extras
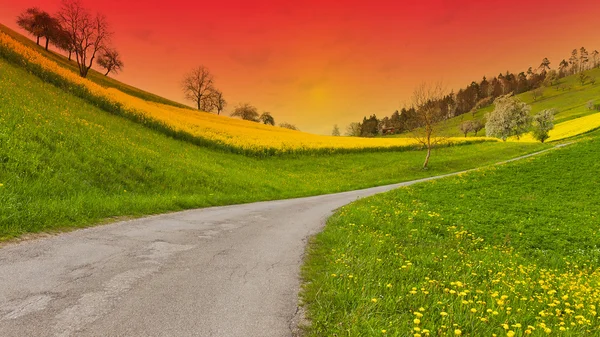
0,56,548,240
0,23,188,109
301,130,600,336
389,68,600,139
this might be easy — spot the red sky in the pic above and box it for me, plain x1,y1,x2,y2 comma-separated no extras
1,0,599,134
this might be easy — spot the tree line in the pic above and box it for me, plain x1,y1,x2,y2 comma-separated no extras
346,47,599,137
16,0,123,78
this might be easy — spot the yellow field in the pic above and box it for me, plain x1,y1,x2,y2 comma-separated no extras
512,113,600,143
0,32,489,154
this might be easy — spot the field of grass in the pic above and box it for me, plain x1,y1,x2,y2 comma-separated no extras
389,68,600,139
0,57,551,240
301,131,600,336
0,30,492,156
0,23,188,109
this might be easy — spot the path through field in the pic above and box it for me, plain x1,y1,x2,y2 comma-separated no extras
0,145,567,337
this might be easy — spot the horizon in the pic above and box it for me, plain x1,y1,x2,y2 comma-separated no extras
1,0,599,134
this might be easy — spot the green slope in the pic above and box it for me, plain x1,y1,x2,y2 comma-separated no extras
301,130,600,336
0,57,548,240
389,68,600,139
0,23,189,109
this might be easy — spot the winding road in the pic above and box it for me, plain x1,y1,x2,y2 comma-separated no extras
0,146,567,337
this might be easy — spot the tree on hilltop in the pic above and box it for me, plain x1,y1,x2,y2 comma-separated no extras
231,103,259,122
592,50,599,68
259,112,275,125
279,122,299,130
569,49,579,74
539,57,551,73
331,124,341,136
558,59,569,77
345,122,361,136
182,65,215,111
580,47,589,72
17,7,60,50
97,48,123,76
51,26,74,60
58,0,111,78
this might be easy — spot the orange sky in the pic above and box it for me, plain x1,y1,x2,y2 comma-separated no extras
1,0,599,134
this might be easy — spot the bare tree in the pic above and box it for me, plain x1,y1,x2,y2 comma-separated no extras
410,83,447,169
97,48,123,76
345,122,361,136
181,66,215,111
471,119,484,136
259,112,275,125
58,0,111,78
331,124,341,136
458,120,474,137
231,103,259,122
209,89,226,115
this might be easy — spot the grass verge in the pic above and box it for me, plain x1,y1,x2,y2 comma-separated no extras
301,131,600,336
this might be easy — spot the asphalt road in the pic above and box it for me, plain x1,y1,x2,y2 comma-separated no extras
0,146,566,337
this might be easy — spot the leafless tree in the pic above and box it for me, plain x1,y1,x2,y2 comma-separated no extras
182,66,215,111
345,122,361,136
208,88,226,115
58,0,111,78
410,82,447,169
97,48,123,76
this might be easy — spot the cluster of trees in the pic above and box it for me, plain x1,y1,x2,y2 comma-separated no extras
485,94,556,143
181,66,226,113
16,1,123,78
181,66,298,129
349,47,598,138
229,103,298,130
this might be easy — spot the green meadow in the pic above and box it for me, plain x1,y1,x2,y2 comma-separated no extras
301,131,600,336
0,57,549,240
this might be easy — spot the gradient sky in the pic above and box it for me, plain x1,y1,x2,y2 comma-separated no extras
1,0,599,134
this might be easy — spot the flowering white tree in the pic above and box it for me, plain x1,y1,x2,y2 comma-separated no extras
485,94,532,141
532,109,557,143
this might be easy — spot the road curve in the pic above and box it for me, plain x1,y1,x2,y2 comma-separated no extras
0,146,566,337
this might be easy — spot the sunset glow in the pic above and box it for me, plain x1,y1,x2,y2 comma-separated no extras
1,0,599,133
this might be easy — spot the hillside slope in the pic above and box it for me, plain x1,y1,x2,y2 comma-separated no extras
388,68,600,139
0,23,188,109
0,57,548,240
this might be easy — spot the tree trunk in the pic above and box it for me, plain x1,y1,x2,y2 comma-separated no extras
68,51,72,61
423,146,431,169
45,37,49,51
104,69,110,76
36,36,40,45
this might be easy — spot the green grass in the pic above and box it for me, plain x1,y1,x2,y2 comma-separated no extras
0,57,550,240
388,68,600,139
301,131,600,336
0,23,189,109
